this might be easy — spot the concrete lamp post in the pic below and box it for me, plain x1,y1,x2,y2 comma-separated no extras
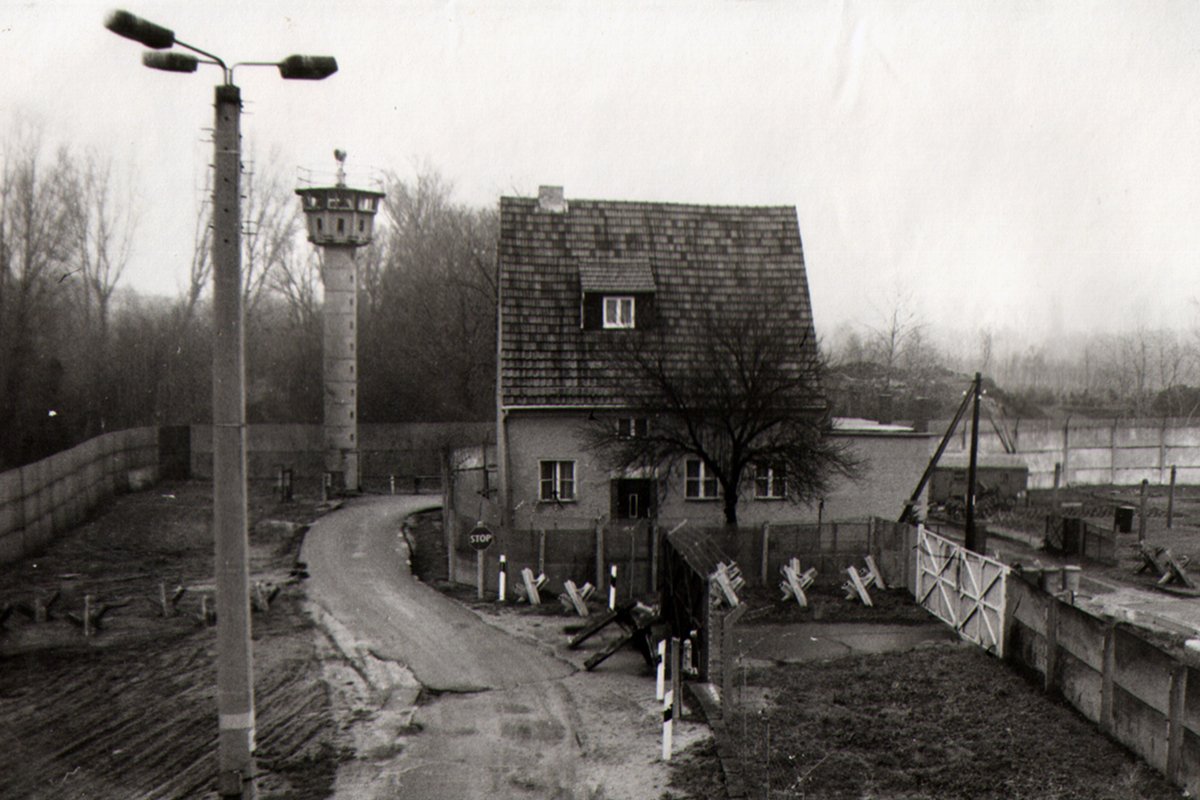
103,9,337,799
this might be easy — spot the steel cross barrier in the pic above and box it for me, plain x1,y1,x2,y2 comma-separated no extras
779,557,817,608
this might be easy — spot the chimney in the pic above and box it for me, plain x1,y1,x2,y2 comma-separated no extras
537,185,567,214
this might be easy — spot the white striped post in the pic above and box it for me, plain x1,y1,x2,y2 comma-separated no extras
499,554,507,602
656,639,666,700
608,563,618,610
661,688,674,761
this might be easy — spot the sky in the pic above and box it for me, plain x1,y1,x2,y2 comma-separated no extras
3,0,1199,345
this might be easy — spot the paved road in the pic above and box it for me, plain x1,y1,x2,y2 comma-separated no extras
303,495,573,692
302,496,588,799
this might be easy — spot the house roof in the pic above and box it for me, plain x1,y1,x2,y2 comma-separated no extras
498,193,818,408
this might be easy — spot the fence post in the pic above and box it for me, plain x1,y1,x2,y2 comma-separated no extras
1044,597,1059,694
759,522,770,586
1168,662,1187,784
628,528,636,602
1101,623,1116,732
1167,465,1177,529
650,523,660,594
1138,479,1149,543
538,529,546,577
594,520,605,590
670,636,682,715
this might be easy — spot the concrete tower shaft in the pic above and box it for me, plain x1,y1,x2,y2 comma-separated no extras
296,167,383,492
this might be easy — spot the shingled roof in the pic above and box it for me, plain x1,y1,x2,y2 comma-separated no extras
498,193,818,408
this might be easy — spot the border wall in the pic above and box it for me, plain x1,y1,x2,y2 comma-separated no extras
189,422,494,482
0,427,158,565
1007,576,1200,793
892,523,1200,796
937,416,1200,489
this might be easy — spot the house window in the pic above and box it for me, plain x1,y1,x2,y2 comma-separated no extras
539,460,576,502
685,459,719,500
603,296,635,329
617,417,649,438
754,464,787,500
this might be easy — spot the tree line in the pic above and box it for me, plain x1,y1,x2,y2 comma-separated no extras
825,288,1200,422
0,120,497,471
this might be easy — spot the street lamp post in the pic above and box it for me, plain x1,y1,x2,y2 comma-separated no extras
103,11,337,799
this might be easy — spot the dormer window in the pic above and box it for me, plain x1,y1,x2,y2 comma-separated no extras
603,296,635,329
579,259,657,331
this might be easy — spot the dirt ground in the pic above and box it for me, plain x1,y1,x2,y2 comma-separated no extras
4,482,1192,799
0,479,339,800
723,641,1182,800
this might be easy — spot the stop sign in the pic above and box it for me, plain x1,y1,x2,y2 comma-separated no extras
468,524,494,552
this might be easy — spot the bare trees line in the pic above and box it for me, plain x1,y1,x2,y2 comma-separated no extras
0,114,497,470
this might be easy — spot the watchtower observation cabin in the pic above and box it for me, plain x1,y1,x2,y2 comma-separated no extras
296,158,384,492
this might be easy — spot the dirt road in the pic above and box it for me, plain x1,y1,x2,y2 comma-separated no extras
303,496,678,799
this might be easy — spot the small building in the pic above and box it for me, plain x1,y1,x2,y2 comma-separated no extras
930,452,1029,507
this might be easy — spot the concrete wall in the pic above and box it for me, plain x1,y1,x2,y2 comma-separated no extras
0,427,159,565
190,422,493,481
1007,577,1200,794
499,411,933,531
939,416,1200,489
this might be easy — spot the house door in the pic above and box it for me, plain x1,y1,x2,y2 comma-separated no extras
614,479,653,519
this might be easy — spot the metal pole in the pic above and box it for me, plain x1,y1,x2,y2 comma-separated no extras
964,372,982,553
211,83,257,799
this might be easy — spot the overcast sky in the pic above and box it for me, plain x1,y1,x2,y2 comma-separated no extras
4,0,1199,343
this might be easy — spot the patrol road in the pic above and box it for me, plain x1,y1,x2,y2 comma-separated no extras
302,495,589,799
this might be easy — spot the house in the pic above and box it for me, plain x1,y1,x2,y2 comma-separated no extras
493,185,928,532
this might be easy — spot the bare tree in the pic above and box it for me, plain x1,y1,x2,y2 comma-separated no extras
866,286,923,390
62,149,137,433
361,168,498,421
583,306,860,526
0,123,77,465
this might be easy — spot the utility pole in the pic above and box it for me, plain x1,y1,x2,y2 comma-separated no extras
964,372,983,553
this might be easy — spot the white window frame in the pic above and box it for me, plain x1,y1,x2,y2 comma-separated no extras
616,417,649,438
754,464,787,500
539,460,576,503
602,296,636,329
685,458,719,500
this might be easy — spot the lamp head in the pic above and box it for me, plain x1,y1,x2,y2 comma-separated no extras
104,9,175,49
278,55,338,80
142,51,199,73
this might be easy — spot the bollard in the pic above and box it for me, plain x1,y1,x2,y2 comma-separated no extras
390,475,396,495
499,554,507,602
83,595,93,638
661,689,674,761
608,564,618,610
656,639,666,701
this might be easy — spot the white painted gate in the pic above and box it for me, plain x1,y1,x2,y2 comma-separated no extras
915,525,1009,657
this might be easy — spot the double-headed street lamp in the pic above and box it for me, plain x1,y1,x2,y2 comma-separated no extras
103,10,337,799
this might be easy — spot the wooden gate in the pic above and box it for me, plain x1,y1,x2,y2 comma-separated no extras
915,525,1009,656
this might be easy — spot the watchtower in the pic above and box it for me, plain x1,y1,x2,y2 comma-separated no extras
296,152,384,492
